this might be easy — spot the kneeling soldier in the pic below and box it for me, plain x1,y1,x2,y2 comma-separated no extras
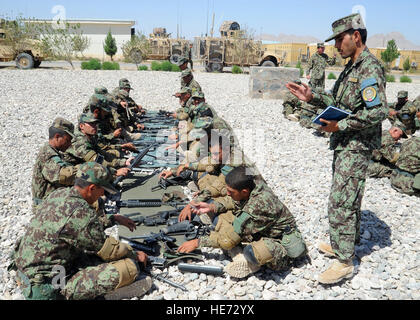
177,166,307,279
11,163,151,300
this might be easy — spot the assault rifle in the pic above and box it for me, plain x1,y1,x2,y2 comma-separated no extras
119,236,158,256
116,199,187,209
112,144,155,187
128,231,176,245
151,172,190,191
130,209,182,226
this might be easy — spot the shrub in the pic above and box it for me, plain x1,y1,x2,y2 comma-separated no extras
171,64,181,72
328,72,337,80
81,59,102,70
386,74,395,82
400,75,412,83
295,61,304,77
151,61,162,71
160,61,174,71
138,65,148,71
102,61,120,70
232,65,243,74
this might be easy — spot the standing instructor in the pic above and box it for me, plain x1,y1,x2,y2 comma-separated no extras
286,13,388,284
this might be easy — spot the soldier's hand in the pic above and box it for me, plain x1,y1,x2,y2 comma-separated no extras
178,205,192,222
286,82,313,102
320,119,339,132
171,113,177,119
177,239,199,254
168,133,178,141
113,128,122,138
120,101,128,109
136,123,145,131
176,164,188,177
113,214,137,232
116,167,131,177
190,202,213,215
125,157,135,167
136,251,148,269
159,170,173,179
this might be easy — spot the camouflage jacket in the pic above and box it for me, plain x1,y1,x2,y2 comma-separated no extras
64,128,125,169
395,137,420,174
14,187,108,280
371,130,399,164
182,78,202,94
31,143,77,203
201,182,297,246
189,102,214,123
311,47,388,151
306,52,336,80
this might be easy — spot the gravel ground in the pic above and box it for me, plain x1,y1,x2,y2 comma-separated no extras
0,69,419,300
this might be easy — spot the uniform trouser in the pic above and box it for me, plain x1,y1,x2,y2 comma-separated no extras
309,77,325,91
328,150,371,262
390,170,420,196
367,160,394,178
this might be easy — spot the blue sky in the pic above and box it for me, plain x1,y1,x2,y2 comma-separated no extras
2,0,420,43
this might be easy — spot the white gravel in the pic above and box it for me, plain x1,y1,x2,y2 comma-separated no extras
0,69,419,300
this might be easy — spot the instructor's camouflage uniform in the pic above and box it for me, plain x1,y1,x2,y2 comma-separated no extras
306,43,336,90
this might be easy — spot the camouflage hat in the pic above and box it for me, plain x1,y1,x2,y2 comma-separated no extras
120,82,133,90
119,78,130,86
79,113,99,124
325,13,366,42
177,56,189,66
317,43,325,48
51,117,75,138
397,91,408,99
94,86,108,95
177,87,192,95
76,162,118,194
181,68,193,78
191,91,205,99
88,94,112,112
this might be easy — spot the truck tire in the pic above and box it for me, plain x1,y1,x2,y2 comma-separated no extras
170,54,181,65
209,58,223,73
34,60,42,68
261,60,276,67
16,53,35,69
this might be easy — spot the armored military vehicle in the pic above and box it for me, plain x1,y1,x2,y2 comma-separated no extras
194,21,285,72
0,20,46,69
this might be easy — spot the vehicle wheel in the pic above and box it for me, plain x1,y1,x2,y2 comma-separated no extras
34,60,42,68
210,59,223,73
261,60,276,67
170,53,181,65
129,49,143,65
205,63,212,73
16,53,35,69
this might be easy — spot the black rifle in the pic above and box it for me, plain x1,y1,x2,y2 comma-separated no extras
116,199,187,209
112,144,156,187
119,236,158,256
131,209,182,226
128,231,176,245
151,174,189,191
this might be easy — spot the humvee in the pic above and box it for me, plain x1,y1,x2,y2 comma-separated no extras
194,21,285,72
0,22,46,69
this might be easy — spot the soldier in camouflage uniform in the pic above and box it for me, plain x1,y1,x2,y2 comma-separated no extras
306,43,337,91
287,13,388,284
388,91,418,134
177,166,306,279
64,114,131,177
177,56,189,71
180,68,202,94
390,136,420,196
31,118,78,207
11,163,151,300
173,87,193,121
367,125,407,178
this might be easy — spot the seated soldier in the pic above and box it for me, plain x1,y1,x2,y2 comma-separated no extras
63,113,132,178
388,91,410,124
172,87,193,121
367,124,408,178
177,166,307,279
11,162,150,300
389,91,419,135
282,80,304,122
112,78,146,115
32,118,78,207
180,68,202,94
390,136,420,197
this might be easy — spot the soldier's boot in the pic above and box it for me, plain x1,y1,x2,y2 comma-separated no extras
104,275,152,300
287,114,300,122
318,242,337,258
318,259,355,285
224,253,260,279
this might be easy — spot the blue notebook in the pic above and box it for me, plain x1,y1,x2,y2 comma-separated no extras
313,106,352,126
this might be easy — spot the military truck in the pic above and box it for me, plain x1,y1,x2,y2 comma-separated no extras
0,21,46,69
194,21,285,72
146,27,191,64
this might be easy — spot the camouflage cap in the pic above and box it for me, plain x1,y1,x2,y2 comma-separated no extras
181,68,193,78
191,91,205,99
51,117,75,138
79,113,99,124
177,87,192,95
88,94,112,112
76,162,118,194
120,82,133,90
94,86,108,95
317,43,325,48
177,56,189,66
325,13,366,42
397,91,408,99
119,78,130,86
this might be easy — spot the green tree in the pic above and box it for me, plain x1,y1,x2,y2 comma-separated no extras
380,40,400,71
72,33,90,58
403,57,411,73
104,30,117,61
121,31,150,67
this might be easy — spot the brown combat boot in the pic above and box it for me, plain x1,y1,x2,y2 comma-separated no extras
224,253,260,279
318,260,354,285
318,242,337,258
104,275,152,300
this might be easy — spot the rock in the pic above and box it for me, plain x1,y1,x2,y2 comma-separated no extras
262,291,278,300
233,287,246,297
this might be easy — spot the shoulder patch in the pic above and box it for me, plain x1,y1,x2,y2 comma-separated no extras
361,78,380,108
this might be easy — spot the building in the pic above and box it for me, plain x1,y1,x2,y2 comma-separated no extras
26,19,136,60
262,43,307,65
